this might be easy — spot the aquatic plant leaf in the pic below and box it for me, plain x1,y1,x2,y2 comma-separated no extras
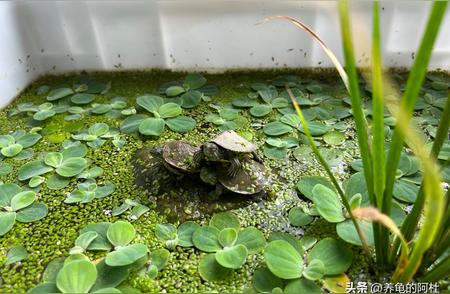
10,190,36,211
263,145,287,160
62,144,88,159
312,184,345,223
77,166,104,179
184,73,207,90
232,97,259,108
1,143,23,157
268,232,303,255
336,219,375,247
252,267,284,293
288,207,313,227
80,222,112,251
165,116,196,133
92,287,121,293
95,183,115,199
296,176,335,201
75,231,99,252
16,203,48,222
0,183,22,208
16,133,42,148
177,221,200,247
218,228,238,247
303,259,325,281
235,227,266,254
45,152,63,168
151,248,171,271
264,240,303,279
47,88,74,101
263,121,293,136
0,163,12,176
166,86,185,97
299,236,317,251
307,238,353,275
91,104,113,114
158,103,182,118
192,226,221,252
71,93,95,105
323,273,349,293
181,90,202,108
28,282,60,294
210,212,240,231
198,253,232,282
344,172,370,206
272,98,289,108
91,260,130,292
323,131,346,145
298,121,331,136
155,224,177,242
392,179,418,203
33,109,56,121
215,244,248,269
0,212,16,236
118,114,145,133
284,278,322,294
64,253,90,266
107,221,135,247
250,104,272,117
56,260,97,293
139,117,165,136
280,114,301,128
105,244,148,267
89,123,109,137
56,157,87,177
42,257,65,283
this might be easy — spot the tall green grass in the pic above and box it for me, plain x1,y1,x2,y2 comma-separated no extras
268,0,449,282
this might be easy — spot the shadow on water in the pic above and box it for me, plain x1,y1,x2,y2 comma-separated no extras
132,147,268,223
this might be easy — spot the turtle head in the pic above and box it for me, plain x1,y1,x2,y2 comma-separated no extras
202,142,223,162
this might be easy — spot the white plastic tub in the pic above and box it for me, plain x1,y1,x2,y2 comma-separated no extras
1,1,449,108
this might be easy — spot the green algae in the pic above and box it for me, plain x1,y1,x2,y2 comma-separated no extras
3,68,443,292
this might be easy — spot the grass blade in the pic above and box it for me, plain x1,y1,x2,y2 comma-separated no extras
421,255,450,282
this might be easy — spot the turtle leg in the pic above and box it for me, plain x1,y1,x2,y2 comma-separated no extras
251,151,263,164
228,157,241,178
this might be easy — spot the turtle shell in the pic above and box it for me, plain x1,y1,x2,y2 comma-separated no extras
162,140,201,173
218,160,267,195
211,131,257,153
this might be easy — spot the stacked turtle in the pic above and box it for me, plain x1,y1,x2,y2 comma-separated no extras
160,131,268,197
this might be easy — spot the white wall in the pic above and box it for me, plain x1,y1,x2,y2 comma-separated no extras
1,1,449,108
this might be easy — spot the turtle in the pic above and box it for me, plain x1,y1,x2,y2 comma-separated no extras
162,140,201,174
198,130,262,177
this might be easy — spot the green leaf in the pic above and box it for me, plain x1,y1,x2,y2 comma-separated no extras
192,226,221,252
77,167,104,179
56,157,87,177
5,245,27,265
298,121,331,136
105,244,148,266
62,145,88,159
1,144,23,157
0,163,12,176
252,267,284,293
392,179,419,203
139,117,165,136
91,260,130,292
263,145,287,160
177,221,200,247
137,95,164,113
75,231,99,251
344,172,370,206
29,176,45,188
44,152,63,168
56,260,97,293
284,278,322,294
92,287,121,293
10,190,36,211
303,259,325,281
165,116,196,133
336,219,375,247
0,183,22,208
264,240,303,279
16,133,42,148
198,253,232,282
120,114,148,134
16,203,48,222
218,228,238,247
151,248,171,271
89,123,109,136
210,212,240,231
263,121,293,136
91,104,113,114
71,93,95,104
307,238,353,275
312,184,345,223
80,222,112,251
28,282,60,294
288,207,313,226
323,131,346,145
158,103,182,118
166,86,185,97
0,212,16,236
235,227,266,254
232,97,259,108
271,98,289,108
155,224,177,242
184,73,207,90
268,232,303,255
215,244,248,269
43,257,65,283
280,114,301,128
34,109,56,121
297,176,335,202
107,221,136,247
181,90,202,108
250,104,273,117
47,88,74,101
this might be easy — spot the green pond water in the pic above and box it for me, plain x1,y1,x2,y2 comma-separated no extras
0,69,448,293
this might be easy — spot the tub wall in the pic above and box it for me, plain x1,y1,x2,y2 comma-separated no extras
1,0,449,108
